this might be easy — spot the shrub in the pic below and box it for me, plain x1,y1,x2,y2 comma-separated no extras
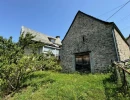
32,53,62,71
0,33,61,95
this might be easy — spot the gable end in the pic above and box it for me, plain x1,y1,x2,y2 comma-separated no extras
62,11,112,42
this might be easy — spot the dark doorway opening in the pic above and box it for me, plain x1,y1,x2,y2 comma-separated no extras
75,52,90,73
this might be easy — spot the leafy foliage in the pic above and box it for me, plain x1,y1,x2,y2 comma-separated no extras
0,33,61,96
35,53,62,71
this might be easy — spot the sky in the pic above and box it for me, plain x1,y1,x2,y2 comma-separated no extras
0,0,130,42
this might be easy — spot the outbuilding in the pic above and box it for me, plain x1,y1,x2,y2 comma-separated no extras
60,11,130,73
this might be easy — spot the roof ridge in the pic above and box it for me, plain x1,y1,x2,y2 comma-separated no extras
22,26,56,39
21,26,62,46
78,10,113,24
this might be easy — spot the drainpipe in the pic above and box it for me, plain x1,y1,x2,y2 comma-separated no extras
112,29,120,61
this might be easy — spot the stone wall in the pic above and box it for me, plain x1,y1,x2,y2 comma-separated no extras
60,12,117,73
127,37,130,46
114,29,130,61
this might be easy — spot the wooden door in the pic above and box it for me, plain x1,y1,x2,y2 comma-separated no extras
75,53,90,72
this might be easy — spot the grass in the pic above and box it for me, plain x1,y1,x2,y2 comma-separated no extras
1,71,130,100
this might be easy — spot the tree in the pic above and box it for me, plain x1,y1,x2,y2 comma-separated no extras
0,33,61,95
0,33,43,93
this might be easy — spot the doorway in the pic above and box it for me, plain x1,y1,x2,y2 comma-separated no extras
75,52,91,73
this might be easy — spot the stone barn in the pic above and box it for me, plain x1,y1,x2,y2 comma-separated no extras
60,11,130,73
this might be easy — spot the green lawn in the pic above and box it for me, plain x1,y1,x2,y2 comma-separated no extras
1,71,130,100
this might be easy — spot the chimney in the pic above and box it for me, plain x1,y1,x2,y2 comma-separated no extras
55,36,62,45
56,36,60,38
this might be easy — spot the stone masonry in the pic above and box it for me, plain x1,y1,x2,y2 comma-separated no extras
60,11,130,73
126,35,130,48
114,29,130,61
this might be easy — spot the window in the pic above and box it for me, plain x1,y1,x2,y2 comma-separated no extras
48,38,55,43
44,47,55,54
82,35,86,43
50,39,55,43
56,49,59,55
44,47,50,52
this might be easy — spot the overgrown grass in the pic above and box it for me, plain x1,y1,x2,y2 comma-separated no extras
1,71,130,100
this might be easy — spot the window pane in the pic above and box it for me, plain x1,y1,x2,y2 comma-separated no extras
44,47,50,52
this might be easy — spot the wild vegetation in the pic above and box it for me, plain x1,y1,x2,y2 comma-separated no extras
111,61,130,95
0,33,61,98
1,71,130,100
1,33,130,100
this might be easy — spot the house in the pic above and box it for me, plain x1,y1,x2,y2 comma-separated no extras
20,26,62,57
60,11,130,73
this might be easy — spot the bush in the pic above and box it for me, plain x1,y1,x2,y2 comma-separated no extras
37,53,62,71
0,33,61,95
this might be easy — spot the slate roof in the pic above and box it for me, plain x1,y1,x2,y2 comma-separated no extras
20,26,62,46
